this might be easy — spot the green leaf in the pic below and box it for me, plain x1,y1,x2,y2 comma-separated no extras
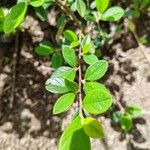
0,7,5,22
64,30,78,42
83,44,91,54
82,117,104,139
83,89,112,114
30,0,44,7
76,0,86,17
125,106,142,117
83,54,98,65
65,79,79,92
3,2,27,34
82,35,95,54
112,112,122,123
45,77,70,94
96,0,110,13
62,45,77,67
121,114,133,132
70,41,80,48
83,82,109,94
35,41,54,56
34,6,48,21
53,93,76,114
84,60,108,81
101,7,124,22
52,66,76,81
51,53,62,69
59,116,91,150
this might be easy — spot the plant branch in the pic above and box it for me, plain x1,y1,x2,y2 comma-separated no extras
78,31,83,117
55,0,81,28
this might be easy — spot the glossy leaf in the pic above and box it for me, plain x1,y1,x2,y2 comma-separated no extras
62,45,77,67
59,116,91,150
76,0,86,17
35,41,54,56
0,7,5,22
121,114,133,132
52,66,76,81
96,0,110,13
64,30,78,42
3,2,27,34
51,53,62,69
83,89,112,114
83,82,109,94
45,77,70,94
101,7,124,22
82,117,104,139
84,60,108,81
53,93,76,114
83,54,98,65
125,106,142,117
30,0,44,7
65,79,79,92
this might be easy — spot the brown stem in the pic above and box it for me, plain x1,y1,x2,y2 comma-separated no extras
55,0,81,28
78,31,83,117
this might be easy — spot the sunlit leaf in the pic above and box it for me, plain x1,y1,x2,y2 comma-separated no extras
96,0,110,13
45,77,70,94
83,54,98,65
84,60,108,81
62,45,77,67
101,7,124,22
59,116,91,150
3,2,27,34
52,66,76,81
82,117,104,139
121,114,133,132
53,93,76,114
76,0,86,17
83,89,112,114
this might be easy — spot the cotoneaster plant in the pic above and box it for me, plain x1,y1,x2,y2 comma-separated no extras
0,0,143,149
42,0,126,149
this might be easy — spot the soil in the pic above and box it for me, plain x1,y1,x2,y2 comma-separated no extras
0,3,150,150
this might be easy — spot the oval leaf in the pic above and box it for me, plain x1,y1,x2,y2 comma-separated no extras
51,66,76,81
45,77,70,94
83,90,112,114
83,54,98,65
96,0,110,13
84,60,108,81
125,106,142,117
83,82,109,94
51,53,62,69
65,79,79,92
62,45,77,67
121,114,133,132
82,117,104,139
76,0,86,17
3,2,27,34
53,93,76,114
59,116,91,150
30,0,44,7
64,30,78,42
101,7,124,22
35,41,54,56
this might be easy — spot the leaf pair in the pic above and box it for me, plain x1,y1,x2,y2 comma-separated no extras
59,116,104,150
96,0,125,22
